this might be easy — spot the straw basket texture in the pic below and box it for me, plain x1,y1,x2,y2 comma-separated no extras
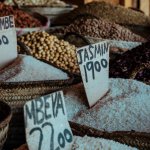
0,74,80,150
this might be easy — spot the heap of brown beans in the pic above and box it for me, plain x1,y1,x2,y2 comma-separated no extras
18,31,80,74
55,18,146,42
0,3,42,28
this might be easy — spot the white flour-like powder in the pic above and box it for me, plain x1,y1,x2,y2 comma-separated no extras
6,55,69,82
71,136,138,150
64,78,150,132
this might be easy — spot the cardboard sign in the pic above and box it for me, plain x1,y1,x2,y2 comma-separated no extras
76,41,109,107
24,91,73,150
0,16,17,69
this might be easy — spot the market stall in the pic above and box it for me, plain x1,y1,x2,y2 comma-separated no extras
0,1,149,150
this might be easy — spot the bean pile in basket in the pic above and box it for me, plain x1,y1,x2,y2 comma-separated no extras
18,31,80,74
54,18,146,42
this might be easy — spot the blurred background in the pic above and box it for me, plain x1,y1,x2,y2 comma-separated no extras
63,0,150,16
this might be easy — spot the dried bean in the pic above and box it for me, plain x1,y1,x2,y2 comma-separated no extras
18,31,80,74
55,18,146,42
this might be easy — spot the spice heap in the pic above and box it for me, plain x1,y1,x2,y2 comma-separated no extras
5,0,66,7
65,1,150,26
18,31,79,74
54,18,146,42
0,3,42,28
110,42,150,85
64,78,150,132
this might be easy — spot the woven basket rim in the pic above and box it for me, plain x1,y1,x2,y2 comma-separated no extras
0,79,74,85
0,101,12,128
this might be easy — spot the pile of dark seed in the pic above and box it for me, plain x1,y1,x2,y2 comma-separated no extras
110,42,150,85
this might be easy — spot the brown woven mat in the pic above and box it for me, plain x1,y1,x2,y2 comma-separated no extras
0,77,79,109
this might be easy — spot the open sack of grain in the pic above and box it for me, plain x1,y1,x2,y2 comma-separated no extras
14,78,150,150
63,79,150,133
63,78,150,149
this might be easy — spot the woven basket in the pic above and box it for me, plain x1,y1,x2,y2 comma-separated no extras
0,101,12,150
0,78,78,108
0,77,80,150
0,59,80,149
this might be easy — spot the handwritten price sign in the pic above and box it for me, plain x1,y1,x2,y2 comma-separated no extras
0,16,17,69
24,91,73,150
77,41,109,107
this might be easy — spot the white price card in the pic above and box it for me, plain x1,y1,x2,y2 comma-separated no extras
0,16,17,69
24,91,73,150
76,41,109,107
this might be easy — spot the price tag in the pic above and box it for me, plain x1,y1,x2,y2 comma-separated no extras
77,41,109,107
0,16,17,69
24,91,73,150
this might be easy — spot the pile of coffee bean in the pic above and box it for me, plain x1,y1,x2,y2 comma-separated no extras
18,31,80,74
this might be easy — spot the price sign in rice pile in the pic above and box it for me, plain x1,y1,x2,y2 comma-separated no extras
76,41,109,107
0,15,17,69
24,91,73,150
